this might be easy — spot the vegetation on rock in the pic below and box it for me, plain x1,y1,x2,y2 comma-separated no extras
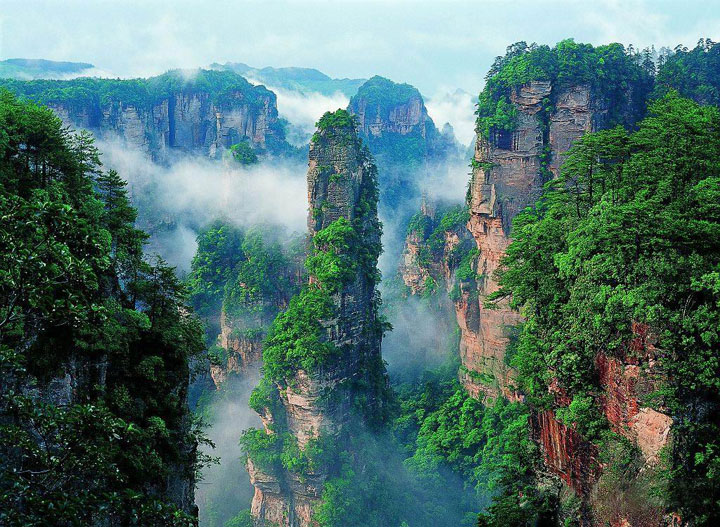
0,90,206,526
476,39,655,140
492,92,720,525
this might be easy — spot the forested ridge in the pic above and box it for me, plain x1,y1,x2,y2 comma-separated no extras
387,39,720,526
489,92,720,524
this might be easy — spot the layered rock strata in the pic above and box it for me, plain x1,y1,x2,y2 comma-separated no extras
461,80,671,522
248,112,386,527
461,82,606,399
347,76,459,212
1,71,288,160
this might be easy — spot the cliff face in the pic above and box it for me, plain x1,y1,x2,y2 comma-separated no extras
248,111,386,527
461,80,673,522
395,71,671,520
532,323,672,525
347,76,458,211
209,311,266,387
1,70,289,161
461,82,607,399
350,85,430,141
51,91,280,160
399,200,472,294
210,262,303,388
594,323,672,464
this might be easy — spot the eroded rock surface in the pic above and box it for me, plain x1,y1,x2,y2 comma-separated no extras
248,113,386,527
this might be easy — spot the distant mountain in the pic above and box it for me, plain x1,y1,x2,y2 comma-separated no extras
0,69,293,160
348,75,460,209
210,62,365,97
0,58,95,79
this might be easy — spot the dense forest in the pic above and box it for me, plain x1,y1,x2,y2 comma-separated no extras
2,30,720,527
0,92,206,525
0,69,274,114
493,91,720,524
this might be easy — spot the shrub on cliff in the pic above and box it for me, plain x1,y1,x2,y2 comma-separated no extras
188,222,301,342
0,90,206,525
493,92,720,524
476,39,654,140
230,139,259,165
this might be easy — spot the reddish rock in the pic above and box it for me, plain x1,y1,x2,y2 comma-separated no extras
459,82,554,399
533,409,599,496
595,323,672,465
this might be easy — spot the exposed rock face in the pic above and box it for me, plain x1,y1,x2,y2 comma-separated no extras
399,199,473,296
207,244,304,389
347,76,459,212
530,324,672,506
457,80,671,520
595,323,672,464
400,228,431,294
209,312,289,388
4,71,287,161
533,409,599,496
461,82,607,400
400,227,467,290
51,92,280,160
350,87,429,140
248,112,385,527
460,81,552,400
209,312,265,387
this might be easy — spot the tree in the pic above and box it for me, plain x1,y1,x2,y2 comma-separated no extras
0,89,205,526
493,93,720,524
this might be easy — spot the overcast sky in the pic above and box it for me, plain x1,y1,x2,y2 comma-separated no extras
1,0,718,95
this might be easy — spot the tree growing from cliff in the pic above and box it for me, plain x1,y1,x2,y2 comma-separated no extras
492,92,720,525
476,39,654,142
0,89,207,526
230,139,259,165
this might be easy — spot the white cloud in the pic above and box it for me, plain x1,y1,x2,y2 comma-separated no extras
95,138,308,271
3,0,719,98
426,88,476,146
245,77,349,145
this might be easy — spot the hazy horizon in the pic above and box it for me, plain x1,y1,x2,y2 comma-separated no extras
2,0,718,96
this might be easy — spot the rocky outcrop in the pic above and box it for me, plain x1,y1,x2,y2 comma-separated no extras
210,296,304,388
206,236,305,389
209,312,265,387
533,409,599,497
348,77,437,140
399,198,473,295
1,70,289,161
456,78,669,519
595,323,672,464
248,111,386,527
347,76,459,211
460,82,610,400
52,92,280,160
459,81,553,400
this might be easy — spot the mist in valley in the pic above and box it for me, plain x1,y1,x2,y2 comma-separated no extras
88,80,481,527
95,138,309,273
195,371,262,526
